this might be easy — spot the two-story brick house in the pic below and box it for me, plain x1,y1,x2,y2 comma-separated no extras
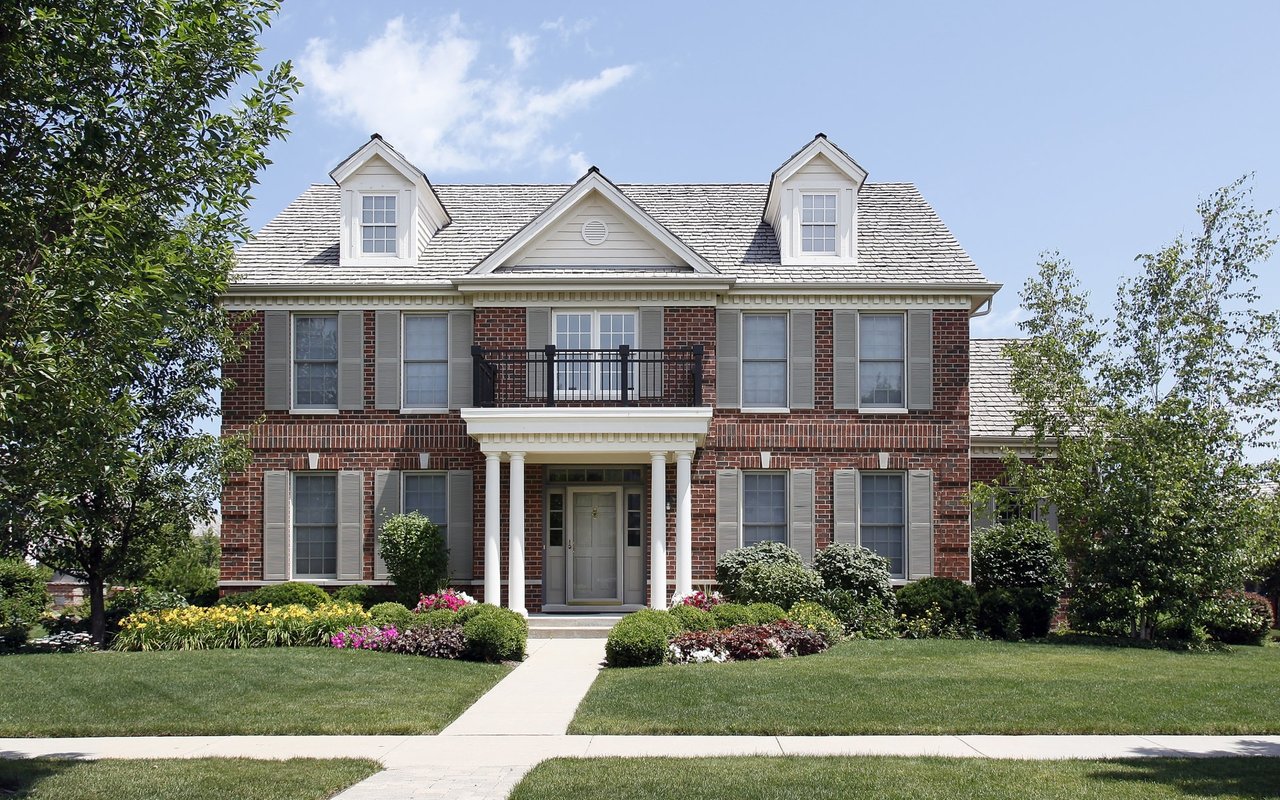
220,133,1002,613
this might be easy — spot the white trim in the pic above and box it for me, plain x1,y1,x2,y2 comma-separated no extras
462,407,712,458
858,469,908,580
401,311,449,411
290,312,339,413
461,287,725,306
288,409,339,416
741,311,789,411
720,292,982,309
223,294,468,311
739,407,790,414
291,471,339,581
857,310,907,412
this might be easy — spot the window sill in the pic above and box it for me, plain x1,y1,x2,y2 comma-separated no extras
400,408,450,415
289,408,340,416
740,407,790,414
858,407,908,415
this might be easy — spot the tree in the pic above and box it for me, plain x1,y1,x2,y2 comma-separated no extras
0,1,298,644
378,513,450,606
1004,177,1279,639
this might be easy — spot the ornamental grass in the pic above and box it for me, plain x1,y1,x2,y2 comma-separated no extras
113,602,372,651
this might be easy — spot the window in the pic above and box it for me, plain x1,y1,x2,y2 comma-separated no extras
553,311,636,397
403,314,448,409
801,193,837,253
293,314,338,409
859,313,905,408
403,473,448,536
361,195,397,255
293,474,337,577
548,492,565,547
625,490,643,547
861,473,905,577
742,314,788,408
743,472,787,545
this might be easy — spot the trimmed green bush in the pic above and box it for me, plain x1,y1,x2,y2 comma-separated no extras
454,603,494,625
218,582,332,610
977,588,1022,641
369,601,414,629
0,559,52,649
813,543,895,606
736,562,824,609
669,603,715,631
461,605,527,662
414,608,459,630
605,611,679,668
746,602,787,624
379,512,449,605
896,577,978,633
787,600,843,642
820,589,898,639
972,520,1066,639
1201,593,1273,645
716,542,802,601
710,602,755,629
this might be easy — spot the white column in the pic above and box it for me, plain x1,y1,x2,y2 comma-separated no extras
675,449,693,597
507,451,527,616
483,452,502,607
649,451,668,609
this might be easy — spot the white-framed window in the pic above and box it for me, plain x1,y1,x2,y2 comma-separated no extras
553,310,637,397
743,471,787,546
742,313,788,408
801,193,837,253
861,472,906,578
402,472,448,537
403,314,448,409
859,313,905,408
361,194,398,255
293,473,337,578
293,314,339,410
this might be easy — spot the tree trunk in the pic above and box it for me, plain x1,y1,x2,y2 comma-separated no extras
88,574,107,648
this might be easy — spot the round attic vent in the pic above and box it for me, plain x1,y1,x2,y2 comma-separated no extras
581,219,609,245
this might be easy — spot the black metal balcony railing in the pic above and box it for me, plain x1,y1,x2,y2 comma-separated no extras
472,345,704,408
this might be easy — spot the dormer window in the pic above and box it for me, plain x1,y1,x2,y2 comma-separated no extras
801,193,837,254
361,195,398,255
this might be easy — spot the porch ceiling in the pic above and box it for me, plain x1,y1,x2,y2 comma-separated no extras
460,406,711,462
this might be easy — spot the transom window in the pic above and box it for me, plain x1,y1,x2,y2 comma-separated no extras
742,313,788,408
554,311,636,397
743,472,787,546
361,195,397,255
403,314,448,409
801,193,837,253
861,473,906,578
403,473,448,535
293,474,337,577
293,314,338,409
859,313,905,408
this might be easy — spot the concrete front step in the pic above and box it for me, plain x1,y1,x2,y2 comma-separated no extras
526,614,622,639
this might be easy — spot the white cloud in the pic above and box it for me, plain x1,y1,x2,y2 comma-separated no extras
540,16,593,40
971,303,1027,338
299,16,633,175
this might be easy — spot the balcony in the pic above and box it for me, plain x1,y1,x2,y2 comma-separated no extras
472,345,705,408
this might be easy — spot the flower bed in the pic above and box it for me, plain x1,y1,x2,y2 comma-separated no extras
113,602,371,650
606,606,833,667
328,603,525,663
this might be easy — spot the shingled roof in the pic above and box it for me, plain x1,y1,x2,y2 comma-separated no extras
233,182,990,288
970,338,1025,440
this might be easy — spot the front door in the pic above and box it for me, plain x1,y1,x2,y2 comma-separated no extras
568,489,621,602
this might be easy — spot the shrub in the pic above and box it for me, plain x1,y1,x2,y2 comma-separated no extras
413,608,459,630
765,620,830,656
896,577,978,633
813,543,895,606
389,624,466,659
461,606,527,662
710,602,755,629
736,562,825,609
455,603,497,625
109,586,189,614
415,589,475,612
1201,593,1274,646
333,585,397,609
114,602,371,650
746,602,787,624
721,625,781,660
0,559,52,649
820,589,898,639
977,588,1022,641
669,603,715,632
379,512,449,605
605,611,679,668
787,600,843,643
668,629,728,663
973,520,1066,638
369,601,414,629
218,582,332,610
716,542,802,601
144,531,221,606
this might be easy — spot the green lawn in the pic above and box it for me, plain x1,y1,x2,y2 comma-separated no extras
0,758,379,800
570,639,1280,735
508,756,1280,800
0,648,508,736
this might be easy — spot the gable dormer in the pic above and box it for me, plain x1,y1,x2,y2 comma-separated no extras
329,134,450,268
764,134,868,267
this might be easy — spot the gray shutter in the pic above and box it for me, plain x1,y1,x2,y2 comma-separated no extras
637,306,664,399
337,310,365,411
447,470,474,580
907,310,933,410
264,311,290,411
262,471,289,580
973,496,996,531
789,469,815,563
526,307,550,398
715,469,741,562
908,469,934,580
373,470,401,580
715,309,741,409
374,311,401,410
788,311,815,409
1044,503,1060,533
833,468,860,546
448,310,474,410
337,470,364,580
833,310,859,410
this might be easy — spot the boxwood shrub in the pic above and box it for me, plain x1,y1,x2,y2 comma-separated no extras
746,602,787,624
669,603,716,631
710,602,755,629
461,605,527,662
369,601,414,629
736,562,824,609
414,608,459,630
606,610,680,667
716,542,802,601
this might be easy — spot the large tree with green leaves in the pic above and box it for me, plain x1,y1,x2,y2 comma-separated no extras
0,0,298,643
1002,177,1279,640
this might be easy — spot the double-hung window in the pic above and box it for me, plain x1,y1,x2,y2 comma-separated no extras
361,195,397,255
403,473,448,535
801,193,837,254
293,314,339,410
742,313,788,408
859,313,905,408
553,311,636,398
403,314,448,409
293,474,337,577
743,472,787,545
861,473,906,578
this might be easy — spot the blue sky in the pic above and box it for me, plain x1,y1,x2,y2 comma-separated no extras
243,0,1280,337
